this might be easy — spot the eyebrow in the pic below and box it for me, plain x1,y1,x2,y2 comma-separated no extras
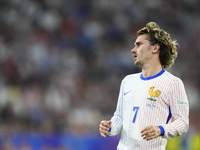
134,41,142,46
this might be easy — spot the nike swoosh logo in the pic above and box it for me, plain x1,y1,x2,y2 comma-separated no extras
124,90,132,96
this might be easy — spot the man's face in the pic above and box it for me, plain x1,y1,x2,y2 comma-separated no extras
131,34,154,67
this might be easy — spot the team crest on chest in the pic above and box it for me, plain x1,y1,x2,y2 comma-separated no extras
146,85,161,108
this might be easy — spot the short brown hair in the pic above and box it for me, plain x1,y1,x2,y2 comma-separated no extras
136,22,178,69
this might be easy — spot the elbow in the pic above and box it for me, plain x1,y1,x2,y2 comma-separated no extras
185,121,189,133
178,120,189,136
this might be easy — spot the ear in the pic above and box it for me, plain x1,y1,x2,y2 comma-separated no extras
152,44,160,54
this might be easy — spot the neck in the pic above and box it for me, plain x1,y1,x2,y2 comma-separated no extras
142,64,163,78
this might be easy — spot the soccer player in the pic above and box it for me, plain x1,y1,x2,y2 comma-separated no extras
99,22,189,150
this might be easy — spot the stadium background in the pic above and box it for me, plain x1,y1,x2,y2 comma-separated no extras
0,0,199,149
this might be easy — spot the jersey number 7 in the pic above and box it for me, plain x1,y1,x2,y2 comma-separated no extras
133,107,139,123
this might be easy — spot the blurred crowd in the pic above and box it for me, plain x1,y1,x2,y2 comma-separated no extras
0,0,200,149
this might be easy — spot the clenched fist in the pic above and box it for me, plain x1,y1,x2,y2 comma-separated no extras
99,120,112,138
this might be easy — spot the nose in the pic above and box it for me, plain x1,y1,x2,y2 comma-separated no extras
131,47,136,53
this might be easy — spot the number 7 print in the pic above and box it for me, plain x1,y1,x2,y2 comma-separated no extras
133,107,139,123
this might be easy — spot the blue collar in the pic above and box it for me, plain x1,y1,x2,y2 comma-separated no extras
140,69,165,80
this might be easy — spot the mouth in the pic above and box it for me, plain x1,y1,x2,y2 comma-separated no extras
133,55,137,60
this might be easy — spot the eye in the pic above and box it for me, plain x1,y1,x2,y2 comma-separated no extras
136,42,141,47
134,42,142,48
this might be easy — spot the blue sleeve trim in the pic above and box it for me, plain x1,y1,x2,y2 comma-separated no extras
166,106,172,124
158,125,165,136
108,127,111,132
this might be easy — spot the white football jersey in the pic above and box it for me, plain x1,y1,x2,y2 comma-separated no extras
108,69,189,150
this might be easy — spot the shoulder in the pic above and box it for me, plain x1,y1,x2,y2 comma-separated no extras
163,71,181,79
162,71,184,85
120,73,141,86
123,72,141,82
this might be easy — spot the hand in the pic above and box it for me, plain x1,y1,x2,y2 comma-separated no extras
99,120,112,138
141,125,161,141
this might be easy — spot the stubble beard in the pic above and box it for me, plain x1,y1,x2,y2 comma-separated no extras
134,59,143,67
